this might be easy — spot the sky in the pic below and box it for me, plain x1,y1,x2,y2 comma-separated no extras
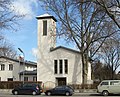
4,0,45,62
4,0,73,62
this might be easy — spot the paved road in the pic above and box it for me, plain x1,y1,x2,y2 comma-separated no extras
0,92,91,97
1,92,120,97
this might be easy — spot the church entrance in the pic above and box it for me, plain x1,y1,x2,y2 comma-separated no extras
56,77,66,86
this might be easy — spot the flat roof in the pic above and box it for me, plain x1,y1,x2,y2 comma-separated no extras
36,13,57,22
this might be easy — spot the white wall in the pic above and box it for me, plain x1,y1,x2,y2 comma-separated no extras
37,48,83,85
0,58,19,81
37,18,56,57
0,57,37,81
37,14,92,86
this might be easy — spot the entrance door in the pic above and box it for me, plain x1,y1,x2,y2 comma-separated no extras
56,77,66,86
7,78,13,81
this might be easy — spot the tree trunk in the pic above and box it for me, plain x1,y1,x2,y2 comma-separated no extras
82,53,88,85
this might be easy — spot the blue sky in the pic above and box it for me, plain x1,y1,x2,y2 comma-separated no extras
4,0,45,62
4,0,74,62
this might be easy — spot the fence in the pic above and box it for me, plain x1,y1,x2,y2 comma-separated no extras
0,81,42,89
0,81,99,90
68,83,99,90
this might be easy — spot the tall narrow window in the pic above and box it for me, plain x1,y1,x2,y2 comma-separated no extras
9,64,13,71
1,64,5,71
54,60,58,74
43,20,47,36
64,60,68,74
59,60,63,74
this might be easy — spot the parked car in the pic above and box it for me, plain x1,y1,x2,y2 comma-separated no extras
12,83,43,95
97,80,120,96
45,85,74,96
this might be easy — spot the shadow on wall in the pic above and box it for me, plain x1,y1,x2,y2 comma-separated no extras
37,50,54,78
72,54,82,84
38,48,82,85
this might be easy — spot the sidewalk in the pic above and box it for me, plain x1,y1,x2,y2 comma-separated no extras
74,89,97,93
74,89,98,96
0,89,12,93
74,92,99,96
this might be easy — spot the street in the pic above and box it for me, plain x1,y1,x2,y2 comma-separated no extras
1,92,120,97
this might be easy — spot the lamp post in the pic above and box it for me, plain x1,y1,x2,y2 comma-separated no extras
18,48,25,84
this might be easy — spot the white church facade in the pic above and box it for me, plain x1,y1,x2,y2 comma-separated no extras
37,14,92,87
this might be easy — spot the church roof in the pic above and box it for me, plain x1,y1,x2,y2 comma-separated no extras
50,46,80,54
36,13,57,22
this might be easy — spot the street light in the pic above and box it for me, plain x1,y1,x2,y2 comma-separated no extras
18,48,25,84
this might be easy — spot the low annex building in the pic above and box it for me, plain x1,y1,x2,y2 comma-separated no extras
0,56,37,81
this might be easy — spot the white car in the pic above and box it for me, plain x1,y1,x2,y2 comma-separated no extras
97,80,120,96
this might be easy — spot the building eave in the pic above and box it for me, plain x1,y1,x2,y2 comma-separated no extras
50,46,81,54
36,14,57,22
0,56,37,66
19,70,37,75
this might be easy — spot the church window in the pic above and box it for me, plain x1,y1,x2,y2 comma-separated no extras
54,59,68,74
64,59,68,74
43,20,47,36
54,60,58,74
59,60,63,74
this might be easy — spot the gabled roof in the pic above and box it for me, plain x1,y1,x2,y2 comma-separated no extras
0,56,37,66
50,46,81,54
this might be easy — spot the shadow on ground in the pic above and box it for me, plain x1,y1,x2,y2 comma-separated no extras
90,93,120,96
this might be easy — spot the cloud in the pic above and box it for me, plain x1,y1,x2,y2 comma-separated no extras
31,48,38,58
11,0,39,20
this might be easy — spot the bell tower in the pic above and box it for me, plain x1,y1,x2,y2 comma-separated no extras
37,14,57,82
37,14,57,55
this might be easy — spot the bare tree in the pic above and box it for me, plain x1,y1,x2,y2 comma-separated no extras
100,36,120,79
0,0,24,31
94,0,120,28
92,61,111,81
0,0,24,58
0,38,17,58
0,34,4,41
77,0,120,28
40,0,119,84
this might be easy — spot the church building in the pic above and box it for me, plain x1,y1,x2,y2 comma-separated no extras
37,14,92,87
